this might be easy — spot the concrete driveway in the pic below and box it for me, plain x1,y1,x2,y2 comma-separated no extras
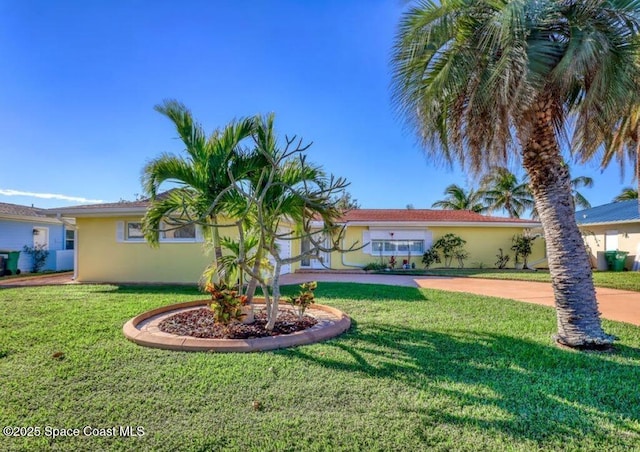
282,272,640,327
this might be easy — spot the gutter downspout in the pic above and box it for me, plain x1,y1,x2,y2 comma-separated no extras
340,223,365,270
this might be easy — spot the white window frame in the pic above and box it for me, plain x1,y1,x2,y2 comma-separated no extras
126,222,145,241
363,229,432,256
64,228,75,250
116,221,203,243
370,239,424,255
158,221,198,242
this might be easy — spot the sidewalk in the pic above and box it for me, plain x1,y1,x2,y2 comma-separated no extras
0,272,74,287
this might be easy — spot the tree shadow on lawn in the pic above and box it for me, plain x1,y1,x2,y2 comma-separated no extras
301,282,429,302
287,323,640,444
94,284,201,296
95,282,429,302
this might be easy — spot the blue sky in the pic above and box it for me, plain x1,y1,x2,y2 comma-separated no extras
0,0,631,213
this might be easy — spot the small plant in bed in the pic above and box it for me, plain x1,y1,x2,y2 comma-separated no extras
288,281,317,320
158,281,318,339
205,282,249,325
158,307,317,339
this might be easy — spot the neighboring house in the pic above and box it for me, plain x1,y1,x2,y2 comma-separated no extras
0,202,75,273
49,199,543,284
576,200,640,270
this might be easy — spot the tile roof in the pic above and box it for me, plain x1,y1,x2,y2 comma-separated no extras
45,191,176,214
339,209,538,224
49,192,538,225
0,202,47,218
576,200,640,225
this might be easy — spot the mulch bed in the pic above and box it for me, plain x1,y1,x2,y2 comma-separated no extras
159,307,318,339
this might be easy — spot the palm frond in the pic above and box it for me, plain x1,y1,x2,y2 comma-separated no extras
141,188,198,246
154,100,207,163
614,187,639,201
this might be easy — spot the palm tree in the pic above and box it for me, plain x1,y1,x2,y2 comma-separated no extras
392,1,640,348
601,104,640,210
570,176,593,210
480,167,533,218
529,173,593,218
141,100,256,270
225,113,347,330
431,183,486,213
614,187,638,202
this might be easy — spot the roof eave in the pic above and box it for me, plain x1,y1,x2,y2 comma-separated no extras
0,214,64,224
341,220,541,228
45,207,147,218
577,219,640,227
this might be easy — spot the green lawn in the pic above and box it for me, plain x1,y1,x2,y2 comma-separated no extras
380,268,640,292
2,283,640,451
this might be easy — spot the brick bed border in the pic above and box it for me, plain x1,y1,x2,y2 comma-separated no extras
123,300,351,352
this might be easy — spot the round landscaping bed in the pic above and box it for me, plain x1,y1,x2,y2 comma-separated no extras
123,299,351,352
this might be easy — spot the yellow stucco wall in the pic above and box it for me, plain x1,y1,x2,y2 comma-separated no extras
581,224,640,270
77,217,546,283
327,225,545,270
76,216,239,284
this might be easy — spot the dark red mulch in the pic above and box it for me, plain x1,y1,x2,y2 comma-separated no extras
158,307,318,339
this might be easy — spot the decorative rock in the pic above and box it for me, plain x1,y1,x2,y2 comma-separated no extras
123,300,351,353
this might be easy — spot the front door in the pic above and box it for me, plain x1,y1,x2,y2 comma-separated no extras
300,234,330,269
605,230,619,251
33,227,49,249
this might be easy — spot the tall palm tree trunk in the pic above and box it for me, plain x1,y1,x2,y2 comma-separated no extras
636,129,640,214
523,97,613,348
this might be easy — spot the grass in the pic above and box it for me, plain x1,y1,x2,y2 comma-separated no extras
378,268,640,292
1,283,640,451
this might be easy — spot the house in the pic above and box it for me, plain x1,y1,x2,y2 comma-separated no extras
576,200,640,270
49,198,543,284
308,209,543,271
0,202,74,274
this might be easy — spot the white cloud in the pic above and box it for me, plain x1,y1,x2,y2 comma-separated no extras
0,189,104,204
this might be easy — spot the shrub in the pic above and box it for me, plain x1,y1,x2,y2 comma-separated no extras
511,234,537,268
204,282,248,325
495,248,510,269
363,262,388,272
422,248,441,268
287,281,317,320
432,233,467,268
22,244,49,273
455,250,470,268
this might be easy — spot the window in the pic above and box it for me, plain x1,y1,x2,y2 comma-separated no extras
371,240,424,254
65,229,75,250
161,222,196,240
119,221,200,242
126,222,145,240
